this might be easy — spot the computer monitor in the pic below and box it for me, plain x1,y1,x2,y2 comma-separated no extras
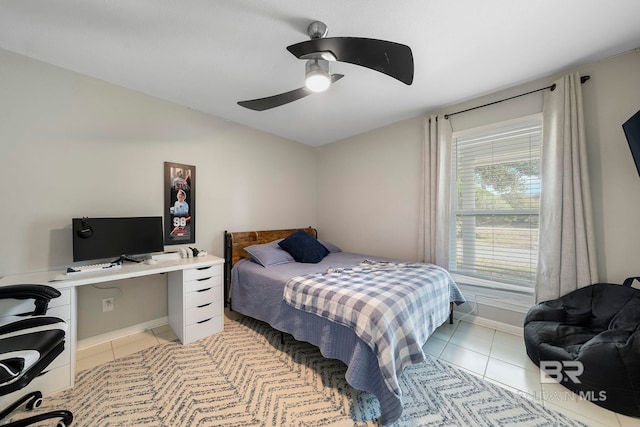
72,216,164,262
623,109,640,178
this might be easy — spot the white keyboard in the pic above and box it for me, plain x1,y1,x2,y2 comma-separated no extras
66,263,121,276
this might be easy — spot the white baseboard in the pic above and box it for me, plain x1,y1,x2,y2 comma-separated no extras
77,316,169,350
453,311,524,337
76,312,523,350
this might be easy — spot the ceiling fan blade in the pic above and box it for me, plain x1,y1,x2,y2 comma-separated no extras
237,74,344,111
287,37,414,85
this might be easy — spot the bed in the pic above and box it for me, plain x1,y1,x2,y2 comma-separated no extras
224,228,465,425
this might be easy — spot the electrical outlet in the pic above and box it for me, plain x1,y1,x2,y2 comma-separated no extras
102,297,114,312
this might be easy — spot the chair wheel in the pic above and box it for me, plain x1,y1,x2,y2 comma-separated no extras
26,396,43,410
57,412,74,427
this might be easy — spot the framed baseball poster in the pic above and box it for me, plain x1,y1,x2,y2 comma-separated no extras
164,162,195,245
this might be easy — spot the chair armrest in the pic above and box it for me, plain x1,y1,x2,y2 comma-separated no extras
0,285,61,315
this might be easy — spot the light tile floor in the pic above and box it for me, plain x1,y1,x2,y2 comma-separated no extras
76,314,640,427
425,320,640,427
75,324,178,372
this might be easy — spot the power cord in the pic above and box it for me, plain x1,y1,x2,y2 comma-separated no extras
90,284,124,299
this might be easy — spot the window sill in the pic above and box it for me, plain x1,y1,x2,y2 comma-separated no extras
451,273,534,314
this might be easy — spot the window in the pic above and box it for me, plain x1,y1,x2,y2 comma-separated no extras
449,115,542,293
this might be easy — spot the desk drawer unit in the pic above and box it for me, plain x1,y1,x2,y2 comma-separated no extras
168,261,224,344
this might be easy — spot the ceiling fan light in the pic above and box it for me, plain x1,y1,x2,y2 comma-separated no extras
305,59,331,92
305,70,331,92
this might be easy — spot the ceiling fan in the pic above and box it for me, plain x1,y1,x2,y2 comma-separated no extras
237,21,414,111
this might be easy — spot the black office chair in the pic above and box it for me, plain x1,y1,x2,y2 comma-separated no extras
0,285,73,427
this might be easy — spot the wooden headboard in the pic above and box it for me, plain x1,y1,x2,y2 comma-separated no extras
223,227,317,307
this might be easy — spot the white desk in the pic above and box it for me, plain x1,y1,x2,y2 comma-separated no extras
0,254,224,403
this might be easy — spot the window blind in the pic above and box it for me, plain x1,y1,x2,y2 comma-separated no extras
450,117,542,288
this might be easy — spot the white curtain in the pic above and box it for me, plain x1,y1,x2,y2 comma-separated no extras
536,73,598,303
418,115,452,267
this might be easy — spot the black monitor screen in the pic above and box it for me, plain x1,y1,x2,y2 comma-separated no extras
72,217,164,262
623,109,640,178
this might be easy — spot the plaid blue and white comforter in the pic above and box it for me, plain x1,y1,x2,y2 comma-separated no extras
283,260,465,398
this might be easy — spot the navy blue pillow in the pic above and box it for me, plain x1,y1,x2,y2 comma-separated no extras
278,230,329,263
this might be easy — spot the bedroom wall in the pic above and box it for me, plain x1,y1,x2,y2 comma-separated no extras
317,49,640,328
2,46,639,337
0,48,318,340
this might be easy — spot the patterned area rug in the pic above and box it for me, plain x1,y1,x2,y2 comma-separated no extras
19,316,584,426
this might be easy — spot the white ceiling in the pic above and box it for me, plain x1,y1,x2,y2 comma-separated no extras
1,1,640,146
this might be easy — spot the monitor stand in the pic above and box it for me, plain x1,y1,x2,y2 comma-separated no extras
112,255,142,264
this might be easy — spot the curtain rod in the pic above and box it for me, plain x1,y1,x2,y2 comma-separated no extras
444,75,590,119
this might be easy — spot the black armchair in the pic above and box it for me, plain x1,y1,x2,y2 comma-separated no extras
524,277,640,417
0,284,73,427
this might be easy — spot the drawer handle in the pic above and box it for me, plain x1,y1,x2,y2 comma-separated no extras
197,277,212,281
196,288,212,293
197,266,212,271
197,303,212,308
197,318,212,324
